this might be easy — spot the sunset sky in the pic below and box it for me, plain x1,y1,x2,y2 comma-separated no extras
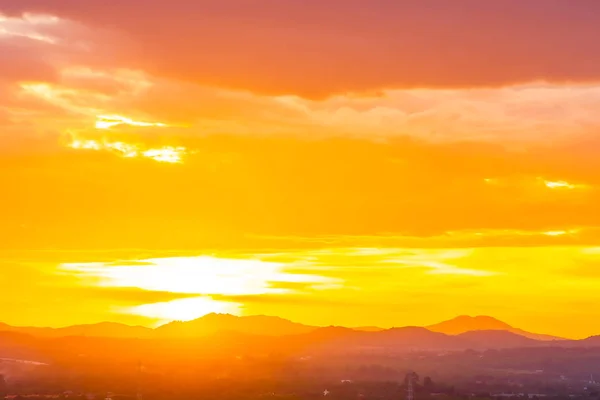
2,1,600,339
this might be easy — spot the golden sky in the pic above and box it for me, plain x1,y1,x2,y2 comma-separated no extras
2,1,600,339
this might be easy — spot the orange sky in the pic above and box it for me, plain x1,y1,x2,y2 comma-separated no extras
2,1,600,339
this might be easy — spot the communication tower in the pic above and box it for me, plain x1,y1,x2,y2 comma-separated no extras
405,372,416,400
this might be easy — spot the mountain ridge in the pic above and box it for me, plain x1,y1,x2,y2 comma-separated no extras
0,314,567,342
426,315,564,341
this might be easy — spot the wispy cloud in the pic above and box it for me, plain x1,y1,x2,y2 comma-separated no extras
0,13,60,44
68,136,187,163
542,179,588,190
60,255,342,321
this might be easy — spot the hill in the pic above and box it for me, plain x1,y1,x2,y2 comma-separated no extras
427,315,564,341
0,321,152,339
0,314,567,342
155,313,316,337
456,330,542,349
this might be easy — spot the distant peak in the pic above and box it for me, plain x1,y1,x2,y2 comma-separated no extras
319,325,353,331
453,315,502,321
427,315,514,335
475,315,502,320
201,312,237,319
390,326,430,331
447,315,509,325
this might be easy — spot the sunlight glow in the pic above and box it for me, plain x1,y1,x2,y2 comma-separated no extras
447,229,580,239
95,115,168,130
128,296,240,322
61,256,338,321
63,256,335,296
20,83,102,115
142,148,185,163
383,249,496,277
69,138,186,163
543,179,581,190
543,230,569,237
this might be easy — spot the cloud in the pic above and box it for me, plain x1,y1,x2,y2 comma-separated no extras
0,41,57,82
61,256,338,296
5,245,600,337
36,245,600,337
2,2,600,268
542,179,588,190
0,12,59,43
249,228,600,250
68,136,187,164
3,131,600,251
64,286,203,304
10,62,600,145
3,1,600,98
3,1,600,339
59,254,344,322
210,293,358,308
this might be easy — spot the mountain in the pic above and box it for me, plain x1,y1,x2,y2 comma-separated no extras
0,322,56,337
0,331,46,362
427,315,564,341
301,327,558,354
155,313,316,337
56,322,153,338
571,335,600,347
353,326,385,332
301,326,472,354
1,314,316,340
366,327,468,350
0,314,565,341
456,330,541,349
0,321,153,339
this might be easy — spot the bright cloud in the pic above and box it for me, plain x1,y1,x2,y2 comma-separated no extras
46,245,600,338
69,137,187,163
61,255,341,321
0,13,60,44
127,296,240,323
62,256,338,296
95,115,167,130
6,1,600,97
543,179,583,190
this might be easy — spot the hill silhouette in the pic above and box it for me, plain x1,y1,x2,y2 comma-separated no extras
2,319,600,367
456,330,542,349
155,313,315,337
0,321,153,339
0,314,567,344
426,315,564,341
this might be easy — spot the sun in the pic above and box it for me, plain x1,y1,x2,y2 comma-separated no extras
128,296,240,323
61,256,335,322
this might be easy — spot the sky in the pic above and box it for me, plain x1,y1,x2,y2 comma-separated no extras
1,0,600,339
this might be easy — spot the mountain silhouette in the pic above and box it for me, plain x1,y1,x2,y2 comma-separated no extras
365,327,468,350
0,321,152,338
0,314,566,342
155,313,315,337
426,315,564,341
2,319,600,361
456,330,542,349
353,326,385,332
285,326,542,353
